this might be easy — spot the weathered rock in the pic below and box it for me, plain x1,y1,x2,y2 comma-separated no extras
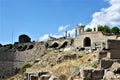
40,75,51,80
58,74,68,80
68,76,74,80
100,59,114,69
63,54,77,60
38,71,49,76
80,69,104,80
56,57,63,64
110,62,120,72
103,71,114,80
80,69,92,79
98,51,108,60
92,69,104,79
49,75,58,80
70,67,80,76
64,47,73,52
31,76,38,80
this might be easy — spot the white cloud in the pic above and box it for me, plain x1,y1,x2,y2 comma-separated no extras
39,28,76,41
39,24,70,41
39,0,120,41
86,0,120,29
50,33,64,38
39,34,49,41
58,24,70,32
67,28,75,38
39,33,64,41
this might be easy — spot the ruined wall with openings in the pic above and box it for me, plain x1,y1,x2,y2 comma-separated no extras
74,32,116,48
0,42,46,78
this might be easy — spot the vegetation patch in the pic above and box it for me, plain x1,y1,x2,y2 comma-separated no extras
92,64,98,68
19,64,32,74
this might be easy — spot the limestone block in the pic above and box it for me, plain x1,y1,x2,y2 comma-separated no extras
49,75,58,80
40,75,51,80
100,59,113,69
92,69,104,79
80,69,92,79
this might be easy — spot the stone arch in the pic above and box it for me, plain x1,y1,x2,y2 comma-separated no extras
84,37,91,47
59,41,68,49
49,42,59,48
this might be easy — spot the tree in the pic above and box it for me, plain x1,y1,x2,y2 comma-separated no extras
98,25,111,33
19,64,32,74
111,26,120,34
86,28,92,32
103,25,111,33
98,25,104,31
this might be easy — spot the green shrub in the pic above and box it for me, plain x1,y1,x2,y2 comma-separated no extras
19,64,32,74
92,64,97,68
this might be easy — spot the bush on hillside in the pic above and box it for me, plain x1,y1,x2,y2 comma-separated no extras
19,64,32,74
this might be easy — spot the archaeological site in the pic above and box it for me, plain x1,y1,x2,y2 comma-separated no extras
0,24,120,80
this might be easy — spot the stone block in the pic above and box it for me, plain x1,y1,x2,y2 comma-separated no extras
30,76,38,80
92,69,104,79
110,50,120,59
40,75,51,80
98,51,108,60
80,69,92,79
100,59,113,69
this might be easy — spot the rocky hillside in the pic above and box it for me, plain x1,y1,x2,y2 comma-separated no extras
4,36,120,80
7,45,120,80
7,47,100,80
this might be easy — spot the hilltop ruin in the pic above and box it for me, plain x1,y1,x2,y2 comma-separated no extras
0,24,120,80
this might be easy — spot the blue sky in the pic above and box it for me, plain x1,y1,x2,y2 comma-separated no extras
0,0,120,44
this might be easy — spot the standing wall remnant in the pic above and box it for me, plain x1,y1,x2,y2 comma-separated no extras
0,42,46,79
19,34,31,43
107,40,120,59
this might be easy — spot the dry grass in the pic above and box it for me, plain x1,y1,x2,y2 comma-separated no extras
7,51,98,80
51,52,97,77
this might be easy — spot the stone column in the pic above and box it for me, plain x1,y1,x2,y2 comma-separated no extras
92,27,94,32
81,26,85,32
96,26,98,32
75,28,77,37
65,31,67,39
68,33,70,38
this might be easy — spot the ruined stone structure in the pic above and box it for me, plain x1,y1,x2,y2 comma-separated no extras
74,31,119,49
0,38,47,78
19,34,31,43
75,24,85,36
1,25,120,80
0,34,73,79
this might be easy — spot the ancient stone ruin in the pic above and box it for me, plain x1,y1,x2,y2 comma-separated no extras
0,24,120,80
19,34,31,43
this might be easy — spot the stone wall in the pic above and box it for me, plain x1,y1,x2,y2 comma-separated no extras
0,42,46,78
100,59,120,69
48,39,73,48
0,51,15,77
80,69,104,80
100,59,114,69
107,40,120,59
74,32,116,49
